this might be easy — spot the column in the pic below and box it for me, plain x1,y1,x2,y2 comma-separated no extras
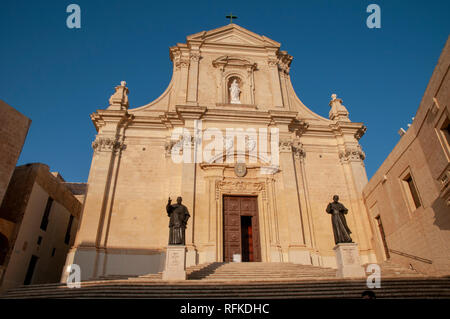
267,57,284,108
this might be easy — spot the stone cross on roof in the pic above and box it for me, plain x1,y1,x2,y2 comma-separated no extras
226,13,237,24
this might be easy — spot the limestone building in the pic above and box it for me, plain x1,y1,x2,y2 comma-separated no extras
64,24,377,281
0,100,31,288
0,164,82,291
363,37,450,275
0,100,31,206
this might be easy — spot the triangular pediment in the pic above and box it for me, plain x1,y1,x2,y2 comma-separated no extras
187,24,280,48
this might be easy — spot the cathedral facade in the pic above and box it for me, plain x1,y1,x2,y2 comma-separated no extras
63,24,376,280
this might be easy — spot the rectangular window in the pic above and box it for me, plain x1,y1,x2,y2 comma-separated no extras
64,215,74,245
403,174,421,209
51,248,56,257
24,255,38,285
40,197,53,231
37,236,42,245
441,117,450,147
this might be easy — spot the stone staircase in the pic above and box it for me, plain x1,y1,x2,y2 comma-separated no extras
135,260,426,281
111,262,339,281
370,260,426,278
1,262,448,298
186,262,337,280
102,262,339,282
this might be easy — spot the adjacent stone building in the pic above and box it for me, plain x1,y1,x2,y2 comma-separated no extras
0,100,31,287
0,164,83,291
363,37,450,275
0,100,31,205
63,24,377,281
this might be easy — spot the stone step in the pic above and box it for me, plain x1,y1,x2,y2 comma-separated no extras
6,277,448,290
81,261,427,283
5,290,449,299
3,278,449,299
5,280,449,293
2,261,440,299
97,261,425,282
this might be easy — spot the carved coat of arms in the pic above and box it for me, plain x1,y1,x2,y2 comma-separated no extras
234,163,247,177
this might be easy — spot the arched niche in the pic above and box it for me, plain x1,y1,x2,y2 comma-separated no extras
212,56,257,105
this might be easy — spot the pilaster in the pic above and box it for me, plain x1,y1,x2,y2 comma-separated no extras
267,55,284,108
174,106,206,266
69,82,132,279
332,121,374,258
187,50,200,105
269,111,311,263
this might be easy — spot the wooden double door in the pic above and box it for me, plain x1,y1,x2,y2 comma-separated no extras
223,196,261,262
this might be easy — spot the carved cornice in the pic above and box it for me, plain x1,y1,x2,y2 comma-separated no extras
339,145,366,162
215,179,268,201
216,179,265,193
169,46,181,61
266,51,293,74
277,51,293,74
190,53,201,62
164,140,177,157
212,55,257,71
268,110,298,127
92,137,125,153
289,119,309,137
279,139,293,152
267,57,278,67
354,125,367,140
292,140,306,159
165,132,197,156
175,105,207,120
90,110,133,132
176,58,190,69
329,121,367,140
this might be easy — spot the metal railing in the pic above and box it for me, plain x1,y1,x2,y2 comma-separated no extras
389,249,433,264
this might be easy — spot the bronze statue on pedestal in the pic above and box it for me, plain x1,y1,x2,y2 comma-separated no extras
166,196,190,245
326,195,353,245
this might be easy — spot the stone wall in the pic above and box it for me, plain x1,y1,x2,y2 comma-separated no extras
0,164,83,291
0,100,31,206
363,37,450,275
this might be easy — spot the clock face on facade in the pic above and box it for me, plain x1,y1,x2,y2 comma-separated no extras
234,163,247,177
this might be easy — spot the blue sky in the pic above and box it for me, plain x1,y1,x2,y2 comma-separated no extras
1,0,449,182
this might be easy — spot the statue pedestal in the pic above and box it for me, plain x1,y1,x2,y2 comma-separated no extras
162,245,186,281
333,243,365,278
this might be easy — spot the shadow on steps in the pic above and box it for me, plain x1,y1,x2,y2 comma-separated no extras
187,262,225,279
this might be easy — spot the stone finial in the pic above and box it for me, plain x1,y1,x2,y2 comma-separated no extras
107,81,129,110
329,93,350,122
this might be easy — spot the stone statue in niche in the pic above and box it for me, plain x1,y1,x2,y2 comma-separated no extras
229,79,241,104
